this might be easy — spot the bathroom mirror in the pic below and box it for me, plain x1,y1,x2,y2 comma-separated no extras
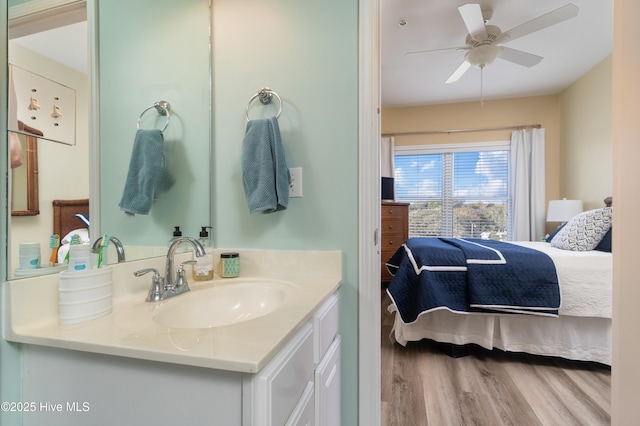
10,132,39,216
6,0,213,279
95,0,212,251
6,0,90,279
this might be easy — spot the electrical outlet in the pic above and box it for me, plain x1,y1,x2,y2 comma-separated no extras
289,167,303,197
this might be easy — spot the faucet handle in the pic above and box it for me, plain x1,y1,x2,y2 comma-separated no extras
174,260,197,295
135,268,164,302
177,260,197,274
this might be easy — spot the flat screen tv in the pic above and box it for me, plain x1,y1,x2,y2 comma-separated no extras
381,177,394,201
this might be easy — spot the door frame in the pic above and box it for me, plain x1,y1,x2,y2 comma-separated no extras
358,0,381,425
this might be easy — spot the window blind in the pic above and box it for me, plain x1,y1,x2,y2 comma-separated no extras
394,143,511,240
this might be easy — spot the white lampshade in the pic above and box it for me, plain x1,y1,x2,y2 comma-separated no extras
547,199,583,222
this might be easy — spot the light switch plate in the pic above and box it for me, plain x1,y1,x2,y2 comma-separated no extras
289,167,302,197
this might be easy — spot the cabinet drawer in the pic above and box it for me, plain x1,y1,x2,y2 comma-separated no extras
252,323,314,426
381,218,405,235
381,248,398,264
313,294,339,364
381,205,407,218
381,236,404,250
380,207,407,220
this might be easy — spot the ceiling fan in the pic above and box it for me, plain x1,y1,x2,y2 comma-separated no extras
407,3,580,84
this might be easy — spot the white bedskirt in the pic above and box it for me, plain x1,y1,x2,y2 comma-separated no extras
389,307,611,365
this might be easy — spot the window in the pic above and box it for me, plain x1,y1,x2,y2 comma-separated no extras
394,142,511,240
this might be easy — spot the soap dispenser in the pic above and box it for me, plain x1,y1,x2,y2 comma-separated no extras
168,226,182,247
193,226,214,281
168,226,190,253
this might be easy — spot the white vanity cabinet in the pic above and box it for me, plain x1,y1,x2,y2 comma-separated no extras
245,293,341,426
21,292,341,426
10,250,343,425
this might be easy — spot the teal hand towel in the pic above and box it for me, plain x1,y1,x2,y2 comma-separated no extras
119,129,165,215
242,117,290,213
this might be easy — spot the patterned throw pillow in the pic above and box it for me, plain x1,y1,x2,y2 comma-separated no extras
545,223,565,242
595,227,612,252
550,207,612,251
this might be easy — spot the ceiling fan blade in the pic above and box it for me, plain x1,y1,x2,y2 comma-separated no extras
458,4,487,40
503,3,579,42
445,61,471,84
499,47,543,67
405,46,468,56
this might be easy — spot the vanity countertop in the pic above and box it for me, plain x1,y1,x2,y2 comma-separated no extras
4,249,342,373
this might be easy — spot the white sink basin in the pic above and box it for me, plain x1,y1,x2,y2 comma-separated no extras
152,279,296,329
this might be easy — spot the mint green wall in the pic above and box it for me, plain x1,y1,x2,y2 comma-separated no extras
1,3,23,425
2,1,360,424
212,1,359,424
98,0,211,246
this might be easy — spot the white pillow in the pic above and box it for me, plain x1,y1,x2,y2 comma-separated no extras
550,207,612,251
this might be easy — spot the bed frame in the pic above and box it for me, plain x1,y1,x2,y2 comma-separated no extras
52,199,89,242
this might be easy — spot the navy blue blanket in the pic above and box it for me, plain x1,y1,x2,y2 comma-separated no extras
386,238,560,323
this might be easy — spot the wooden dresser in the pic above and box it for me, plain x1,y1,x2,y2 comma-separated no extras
380,201,409,283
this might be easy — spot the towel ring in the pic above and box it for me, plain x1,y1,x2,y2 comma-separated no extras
245,88,282,121
137,101,171,133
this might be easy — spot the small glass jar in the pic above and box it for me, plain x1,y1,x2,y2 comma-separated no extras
219,252,240,278
19,242,41,269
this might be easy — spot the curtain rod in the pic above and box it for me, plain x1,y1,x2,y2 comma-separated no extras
382,123,541,137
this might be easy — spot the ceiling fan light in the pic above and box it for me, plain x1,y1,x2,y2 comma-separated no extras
465,44,503,68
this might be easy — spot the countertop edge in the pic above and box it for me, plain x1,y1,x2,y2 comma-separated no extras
5,275,342,373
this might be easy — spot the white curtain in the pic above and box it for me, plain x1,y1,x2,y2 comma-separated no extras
381,136,395,178
510,128,546,241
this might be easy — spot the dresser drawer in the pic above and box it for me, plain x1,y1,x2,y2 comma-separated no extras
381,202,408,283
381,235,405,251
381,205,407,219
381,247,399,262
381,218,405,236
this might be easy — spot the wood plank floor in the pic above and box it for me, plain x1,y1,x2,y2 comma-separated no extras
380,289,611,426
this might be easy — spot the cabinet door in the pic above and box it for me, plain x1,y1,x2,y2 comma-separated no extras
249,323,314,426
285,381,315,426
315,336,341,426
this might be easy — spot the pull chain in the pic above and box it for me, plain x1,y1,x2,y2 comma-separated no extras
480,65,484,107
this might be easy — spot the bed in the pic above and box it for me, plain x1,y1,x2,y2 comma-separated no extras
385,203,612,365
53,198,89,239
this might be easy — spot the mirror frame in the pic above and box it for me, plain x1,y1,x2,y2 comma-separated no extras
10,133,39,216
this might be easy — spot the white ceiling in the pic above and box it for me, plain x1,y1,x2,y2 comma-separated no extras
9,1,612,108
10,20,88,75
381,0,612,107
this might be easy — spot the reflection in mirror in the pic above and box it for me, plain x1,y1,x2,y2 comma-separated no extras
9,64,77,146
97,0,212,251
10,132,39,216
7,0,90,280
7,0,213,280
8,0,85,146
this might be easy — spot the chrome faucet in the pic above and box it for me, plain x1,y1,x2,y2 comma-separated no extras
165,237,206,289
135,237,205,302
91,235,126,263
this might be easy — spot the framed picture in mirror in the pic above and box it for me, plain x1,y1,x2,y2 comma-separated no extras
10,132,39,216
